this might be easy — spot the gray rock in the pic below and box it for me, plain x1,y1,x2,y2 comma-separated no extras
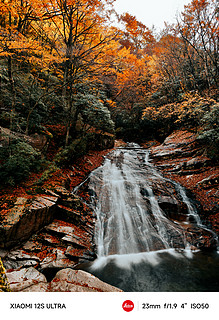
65,246,85,260
40,249,75,270
49,269,122,292
0,249,8,258
6,267,47,291
45,221,74,236
22,241,43,252
61,234,87,248
6,249,41,262
21,282,49,292
4,259,39,270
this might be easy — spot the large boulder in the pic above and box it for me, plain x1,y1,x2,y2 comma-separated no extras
48,269,122,292
0,196,58,248
6,267,47,291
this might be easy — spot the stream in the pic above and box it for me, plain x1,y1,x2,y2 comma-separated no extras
78,144,219,291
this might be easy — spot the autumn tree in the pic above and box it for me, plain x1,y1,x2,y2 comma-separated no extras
145,0,218,104
0,0,56,133
119,12,155,56
97,12,155,137
0,0,117,139
31,0,117,145
178,0,219,88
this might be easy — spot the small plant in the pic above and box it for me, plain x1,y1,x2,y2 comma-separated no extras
35,163,59,185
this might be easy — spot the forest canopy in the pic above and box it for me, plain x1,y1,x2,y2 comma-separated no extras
0,0,218,184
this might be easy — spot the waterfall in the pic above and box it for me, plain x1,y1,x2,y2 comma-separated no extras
79,144,219,292
88,145,192,257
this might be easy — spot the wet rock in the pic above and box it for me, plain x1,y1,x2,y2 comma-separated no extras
6,267,47,291
151,148,184,161
158,196,188,221
79,251,97,262
186,227,218,251
150,130,219,238
151,131,199,164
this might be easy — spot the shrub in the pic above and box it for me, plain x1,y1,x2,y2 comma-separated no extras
197,104,219,161
54,137,88,167
75,93,115,134
0,139,42,185
141,93,216,140
35,163,58,185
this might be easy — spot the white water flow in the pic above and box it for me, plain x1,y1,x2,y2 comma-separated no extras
174,183,202,225
88,144,193,257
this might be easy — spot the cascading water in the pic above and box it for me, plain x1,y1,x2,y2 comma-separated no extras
79,144,219,291
89,145,189,256
174,182,202,225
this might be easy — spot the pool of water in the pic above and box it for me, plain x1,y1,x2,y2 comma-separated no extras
82,249,219,292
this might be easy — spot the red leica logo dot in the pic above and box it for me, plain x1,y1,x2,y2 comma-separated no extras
122,300,134,312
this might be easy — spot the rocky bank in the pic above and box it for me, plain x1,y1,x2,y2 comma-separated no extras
150,130,219,237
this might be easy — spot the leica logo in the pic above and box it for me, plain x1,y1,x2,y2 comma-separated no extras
122,300,134,312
